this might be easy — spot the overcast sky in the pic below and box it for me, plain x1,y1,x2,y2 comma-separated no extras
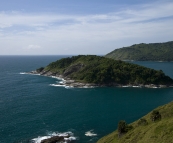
0,0,173,55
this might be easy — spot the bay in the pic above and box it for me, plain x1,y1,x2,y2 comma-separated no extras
0,56,173,143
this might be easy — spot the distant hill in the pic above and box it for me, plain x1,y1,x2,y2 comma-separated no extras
105,41,173,61
35,55,173,86
97,101,173,143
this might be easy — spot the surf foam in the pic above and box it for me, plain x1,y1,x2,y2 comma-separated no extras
49,84,66,87
65,86,74,89
19,72,27,74
85,130,97,137
19,72,40,76
31,131,77,143
51,76,66,81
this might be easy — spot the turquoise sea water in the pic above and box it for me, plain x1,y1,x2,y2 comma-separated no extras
0,56,173,143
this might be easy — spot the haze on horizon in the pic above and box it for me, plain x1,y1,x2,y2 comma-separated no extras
0,0,173,55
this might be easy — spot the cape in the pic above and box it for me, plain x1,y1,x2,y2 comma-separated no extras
32,55,173,88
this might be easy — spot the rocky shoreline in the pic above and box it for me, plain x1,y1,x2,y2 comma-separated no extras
32,132,76,143
41,135,75,143
29,70,173,89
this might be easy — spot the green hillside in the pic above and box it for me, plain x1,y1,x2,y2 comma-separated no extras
97,101,173,143
36,55,173,86
105,41,173,61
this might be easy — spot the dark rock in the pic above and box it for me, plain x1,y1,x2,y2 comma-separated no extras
41,135,69,143
36,67,44,73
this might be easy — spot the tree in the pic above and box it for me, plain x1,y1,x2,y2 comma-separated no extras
36,67,44,72
150,110,161,122
118,120,127,138
138,118,148,126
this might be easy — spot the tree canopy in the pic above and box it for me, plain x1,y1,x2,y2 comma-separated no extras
38,55,173,85
105,41,173,61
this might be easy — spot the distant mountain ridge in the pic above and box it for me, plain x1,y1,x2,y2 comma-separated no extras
105,41,173,61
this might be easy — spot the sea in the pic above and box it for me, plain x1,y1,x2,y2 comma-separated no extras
0,55,173,143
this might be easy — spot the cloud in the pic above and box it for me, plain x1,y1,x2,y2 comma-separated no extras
0,0,173,55
26,45,41,50
0,1,172,28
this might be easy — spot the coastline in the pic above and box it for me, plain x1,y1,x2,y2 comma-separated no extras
27,70,173,89
122,60,173,62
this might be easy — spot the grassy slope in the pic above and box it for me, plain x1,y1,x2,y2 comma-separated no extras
97,101,173,143
105,41,173,61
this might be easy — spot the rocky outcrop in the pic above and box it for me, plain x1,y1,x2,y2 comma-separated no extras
40,134,76,143
41,136,65,143
32,131,76,143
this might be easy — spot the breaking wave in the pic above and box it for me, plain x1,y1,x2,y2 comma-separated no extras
31,131,77,143
51,76,65,81
50,84,66,87
19,72,27,74
85,130,97,137
19,72,40,76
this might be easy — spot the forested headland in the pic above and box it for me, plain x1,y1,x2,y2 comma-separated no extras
35,55,173,86
105,41,173,61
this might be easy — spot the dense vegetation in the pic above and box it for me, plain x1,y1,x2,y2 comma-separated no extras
105,41,173,61
97,101,173,143
38,55,173,85
118,120,133,138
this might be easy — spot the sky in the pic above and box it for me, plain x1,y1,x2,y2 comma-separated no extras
0,0,173,55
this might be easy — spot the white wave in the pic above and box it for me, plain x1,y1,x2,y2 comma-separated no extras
49,84,65,87
51,76,66,81
85,130,97,137
32,136,51,143
122,85,130,87
82,86,93,88
65,86,74,89
77,86,95,89
64,136,76,141
152,86,159,88
19,72,40,76
51,76,61,79
132,86,141,88
19,72,27,74
59,81,65,84
31,131,76,143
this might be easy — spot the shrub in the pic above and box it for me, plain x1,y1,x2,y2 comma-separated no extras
118,120,133,138
138,118,148,126
150,110,161,122
118,120,127,134
36,67,44,72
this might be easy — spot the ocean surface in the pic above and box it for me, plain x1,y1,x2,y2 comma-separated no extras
0,56,173,143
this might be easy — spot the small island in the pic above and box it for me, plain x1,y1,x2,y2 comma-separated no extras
30,55,173,88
